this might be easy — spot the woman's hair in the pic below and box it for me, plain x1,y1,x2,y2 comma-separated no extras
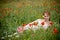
43,11,50,21
43,11,50,16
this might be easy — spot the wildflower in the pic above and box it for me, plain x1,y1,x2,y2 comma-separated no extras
41,22,45,25
29,24,32,27
53,28,58,34
43,2,47,6
17,27,23,33
22,24,27,27
51,1,56,5
33,22,38,26
50,21,53,26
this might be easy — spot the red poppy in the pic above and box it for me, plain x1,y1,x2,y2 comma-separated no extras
22,24,27,27
50,21,53,26
29,24,32,27
41,22,45,25
51,1,57,5
43,2,47,6
53,28,58,34
33,22,38,26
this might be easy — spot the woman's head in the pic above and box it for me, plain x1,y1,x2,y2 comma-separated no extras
43,11,50,21
43,11,50,17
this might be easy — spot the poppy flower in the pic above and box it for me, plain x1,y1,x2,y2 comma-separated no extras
50,21,53,26
43,2,47,6
51,1,56,5
53,28,58,34
29,24,32,27
17,27,23,33
22,24,27,27
41,22,45,25
33,22,38,26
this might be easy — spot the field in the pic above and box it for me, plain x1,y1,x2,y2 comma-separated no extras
0,0,60,40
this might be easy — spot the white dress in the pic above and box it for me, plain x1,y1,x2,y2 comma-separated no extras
23,19,50,30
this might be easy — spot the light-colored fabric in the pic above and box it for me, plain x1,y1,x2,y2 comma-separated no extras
23,19,50,30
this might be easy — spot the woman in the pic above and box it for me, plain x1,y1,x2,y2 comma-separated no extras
17,11,53,33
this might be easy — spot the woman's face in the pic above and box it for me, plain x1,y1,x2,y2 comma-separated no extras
44,13,48,17
44,13,50,21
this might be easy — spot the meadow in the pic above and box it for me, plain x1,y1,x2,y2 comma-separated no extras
0,0,60,40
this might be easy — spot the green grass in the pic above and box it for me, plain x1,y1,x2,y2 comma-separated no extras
0,0,60,40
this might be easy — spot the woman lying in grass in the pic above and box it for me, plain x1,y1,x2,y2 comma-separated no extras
17,11,53,33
